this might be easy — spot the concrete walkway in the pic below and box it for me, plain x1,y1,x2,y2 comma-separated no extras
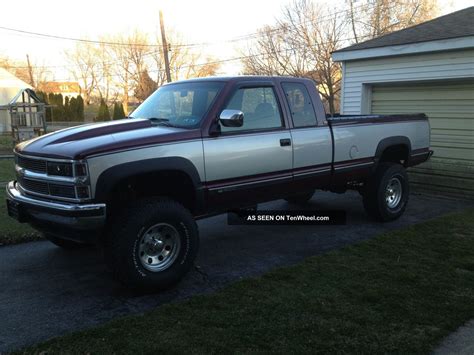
433,320,474,355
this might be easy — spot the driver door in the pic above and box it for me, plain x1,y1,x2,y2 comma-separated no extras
203,85,293,209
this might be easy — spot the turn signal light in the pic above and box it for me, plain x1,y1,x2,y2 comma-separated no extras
75,186,90,199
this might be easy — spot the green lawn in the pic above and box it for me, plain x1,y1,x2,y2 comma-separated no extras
0,159,41,245
0,134,14,154
19,209,474,354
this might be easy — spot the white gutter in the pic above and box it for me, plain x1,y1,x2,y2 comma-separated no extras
332,36,474,62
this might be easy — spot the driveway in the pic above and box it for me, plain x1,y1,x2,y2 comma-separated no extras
0,191,471,352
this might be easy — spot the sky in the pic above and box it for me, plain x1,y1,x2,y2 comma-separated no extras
0,0,471,79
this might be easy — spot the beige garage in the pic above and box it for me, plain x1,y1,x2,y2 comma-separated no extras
371,82,474,198
332,7,474,198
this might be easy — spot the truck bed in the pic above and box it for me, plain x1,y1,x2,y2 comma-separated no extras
326,113,430,170
327,113,427,125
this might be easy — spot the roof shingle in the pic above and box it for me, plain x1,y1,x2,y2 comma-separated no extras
333,6,474,53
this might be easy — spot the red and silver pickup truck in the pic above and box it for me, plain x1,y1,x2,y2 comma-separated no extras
6,76,432,290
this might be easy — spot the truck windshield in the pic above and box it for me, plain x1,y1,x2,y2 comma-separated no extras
129,82,225,128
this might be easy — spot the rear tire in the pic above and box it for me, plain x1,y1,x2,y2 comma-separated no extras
105,198,199,292
362,163,409,222
284,190,315,204
43,234,90,249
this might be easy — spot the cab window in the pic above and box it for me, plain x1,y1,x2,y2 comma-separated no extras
282,83,317,127
221,87,283,132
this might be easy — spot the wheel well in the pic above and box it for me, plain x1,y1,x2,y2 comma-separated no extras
380,144,409,166
106,170,197,214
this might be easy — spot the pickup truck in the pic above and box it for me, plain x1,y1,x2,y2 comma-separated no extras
6,76,432,291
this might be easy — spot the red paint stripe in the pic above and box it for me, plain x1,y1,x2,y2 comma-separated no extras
411,147,430,155
333,157,374,168
205,158,376,189
205,170,292,189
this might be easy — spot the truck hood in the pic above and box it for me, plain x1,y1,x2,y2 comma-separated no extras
15,119,202,160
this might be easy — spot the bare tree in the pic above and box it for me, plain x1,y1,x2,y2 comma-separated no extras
64,29,222,112
241,0,345,114
282,0,346,114
348,0,438,42
65,42,101,105
151,31,221,84
241,0,438,114
241,24,310,77
0,55,50,89
187,57,221,77
104,32,149,113
95,43,112,102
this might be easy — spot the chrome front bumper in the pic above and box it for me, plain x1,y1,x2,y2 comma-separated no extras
6,181,106,230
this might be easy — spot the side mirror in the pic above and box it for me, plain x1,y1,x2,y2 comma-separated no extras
219,109,244,127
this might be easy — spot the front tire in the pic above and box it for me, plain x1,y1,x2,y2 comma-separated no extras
105,198,199,292
362,163,409,222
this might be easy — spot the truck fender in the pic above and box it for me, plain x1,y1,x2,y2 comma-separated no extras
94,157,205,211
374,136,412,167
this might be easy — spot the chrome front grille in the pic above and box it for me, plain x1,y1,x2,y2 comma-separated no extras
18,177,77,200
17,156,47,174
20,178,49,195
14,153,90,202
48,184,76,199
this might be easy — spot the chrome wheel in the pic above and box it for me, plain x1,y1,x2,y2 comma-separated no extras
385,177,402,209
138,223,181,272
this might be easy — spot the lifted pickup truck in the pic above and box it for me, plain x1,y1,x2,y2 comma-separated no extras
6,76,432,290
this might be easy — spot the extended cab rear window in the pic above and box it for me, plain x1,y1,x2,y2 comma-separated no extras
282,83,318,128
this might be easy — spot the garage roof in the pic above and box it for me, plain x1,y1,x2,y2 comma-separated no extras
333,6,474,53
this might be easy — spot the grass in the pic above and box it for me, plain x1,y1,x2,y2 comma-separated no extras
0,133,14,154
0,159,41,245
18,209,474,354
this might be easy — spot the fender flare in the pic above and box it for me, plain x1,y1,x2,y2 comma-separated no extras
94,157,205,212
374,136,412,167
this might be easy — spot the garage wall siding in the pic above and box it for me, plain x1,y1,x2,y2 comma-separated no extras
341,49,474,114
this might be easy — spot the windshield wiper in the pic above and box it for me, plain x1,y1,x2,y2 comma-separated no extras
148,118,176,127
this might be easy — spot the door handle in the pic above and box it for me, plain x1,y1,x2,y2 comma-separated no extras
280,138,291,147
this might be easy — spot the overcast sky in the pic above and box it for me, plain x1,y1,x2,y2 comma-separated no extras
0,0,471,78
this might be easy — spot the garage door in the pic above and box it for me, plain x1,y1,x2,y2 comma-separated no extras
371,81,474,199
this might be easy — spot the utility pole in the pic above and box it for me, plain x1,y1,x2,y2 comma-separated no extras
159,10,172,83
26,54,35,88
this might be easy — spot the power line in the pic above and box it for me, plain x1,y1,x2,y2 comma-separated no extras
0,0,382,55
0,25,162,47
48,32,374,82
1,1,397,78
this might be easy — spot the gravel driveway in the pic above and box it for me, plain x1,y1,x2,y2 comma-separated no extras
0,191,471,352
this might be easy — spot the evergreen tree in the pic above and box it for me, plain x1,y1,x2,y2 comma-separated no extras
49,93,65,121
113,101,126,120
64,96,71,122
69,97,78,121
36,91,47,104
135,69,157,102
96,98,110,121
36,91,51,121
76,95,84,121
103,100,110,121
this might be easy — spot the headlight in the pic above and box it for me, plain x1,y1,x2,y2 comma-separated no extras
47,162,73,177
